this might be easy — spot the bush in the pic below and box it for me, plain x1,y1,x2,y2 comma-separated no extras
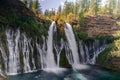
75,31,88,40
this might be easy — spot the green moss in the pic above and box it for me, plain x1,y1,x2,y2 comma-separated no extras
20,52,24,73
0,10,50,38
29,52,33,69
0,53,5,71
97,38,120,70
0,16,8,24
60,48,71,68
75,31,88,40
95,35,111,40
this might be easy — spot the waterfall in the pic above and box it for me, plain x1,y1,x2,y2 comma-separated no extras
0,22,107,75
79,41,86,63
46,21,56,68
54,39,64,67
79,40,106,64
22,34,31,72
65,23,80,66
6,29,20,75
36,36,46,69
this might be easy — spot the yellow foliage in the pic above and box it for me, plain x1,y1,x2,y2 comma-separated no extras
67,13,75,23
113,30,120,38
57,17,65,32
50,15,55,21
110,39,120,57
54,12,61,21
37,13,45,20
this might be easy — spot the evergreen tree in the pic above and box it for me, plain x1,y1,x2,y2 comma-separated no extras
108,0,116,15
89,0,101,15
23,0,27,6
62,1,74,17
58,5,62,14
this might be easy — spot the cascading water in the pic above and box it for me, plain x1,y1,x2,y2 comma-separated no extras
22,35,31,72
0,22,107,75
54,39,64,67
6,29,20,75
46,21,57,68
36,36,47,69
79,40,106,64
65,23,80,66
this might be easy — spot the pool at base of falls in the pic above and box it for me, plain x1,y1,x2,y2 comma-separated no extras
8,65,120,80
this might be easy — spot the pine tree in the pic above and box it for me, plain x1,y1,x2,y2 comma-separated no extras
58,5,62,14
23,0,27,6
89,0,101,15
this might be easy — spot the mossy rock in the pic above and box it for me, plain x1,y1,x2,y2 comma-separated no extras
60,48,71,68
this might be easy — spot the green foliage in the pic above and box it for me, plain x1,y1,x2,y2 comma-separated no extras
62,1,74,17
95,35,112,40
78,11,85,27
60,48,71,68
96,43,113,67
75,31,88,40
44,10,55,18
0,10,50,38
97,38,120,70
116,21,120,26
23,0,27,5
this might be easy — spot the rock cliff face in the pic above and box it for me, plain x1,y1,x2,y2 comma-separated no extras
0,0,35,16
84,15,120,37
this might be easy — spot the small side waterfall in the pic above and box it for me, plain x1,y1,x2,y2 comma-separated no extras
36,36,46,69
65,23,80,66
0,21,107,75
79,40,106,64
22,35,31,72
54,39,64,67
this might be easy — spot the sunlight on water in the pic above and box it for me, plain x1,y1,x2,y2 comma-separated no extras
8,65,120,80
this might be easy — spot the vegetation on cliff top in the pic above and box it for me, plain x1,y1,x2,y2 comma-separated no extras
0,0,120,71
0,0,50,38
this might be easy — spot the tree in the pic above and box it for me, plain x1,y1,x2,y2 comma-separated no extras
62,1,74,17
73,1,80,17
44,10,49,17
67,13,74,23
55,12,61,21
23,0,27,6
44,9,55,18
89,0,101,15
115,0,120,18
108,0,116,15
78,10,85,27
58,5,62,14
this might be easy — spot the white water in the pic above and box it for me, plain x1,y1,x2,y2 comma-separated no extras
54,39,64,67
6,29,20,75
46,21,56,68
36,36,46,69
0,22,107,75
65,23,80,66
79,41,86,63
22,35,31,72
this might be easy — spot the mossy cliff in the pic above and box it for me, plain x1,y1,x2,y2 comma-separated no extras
0,0,50,38
0,0,120,73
